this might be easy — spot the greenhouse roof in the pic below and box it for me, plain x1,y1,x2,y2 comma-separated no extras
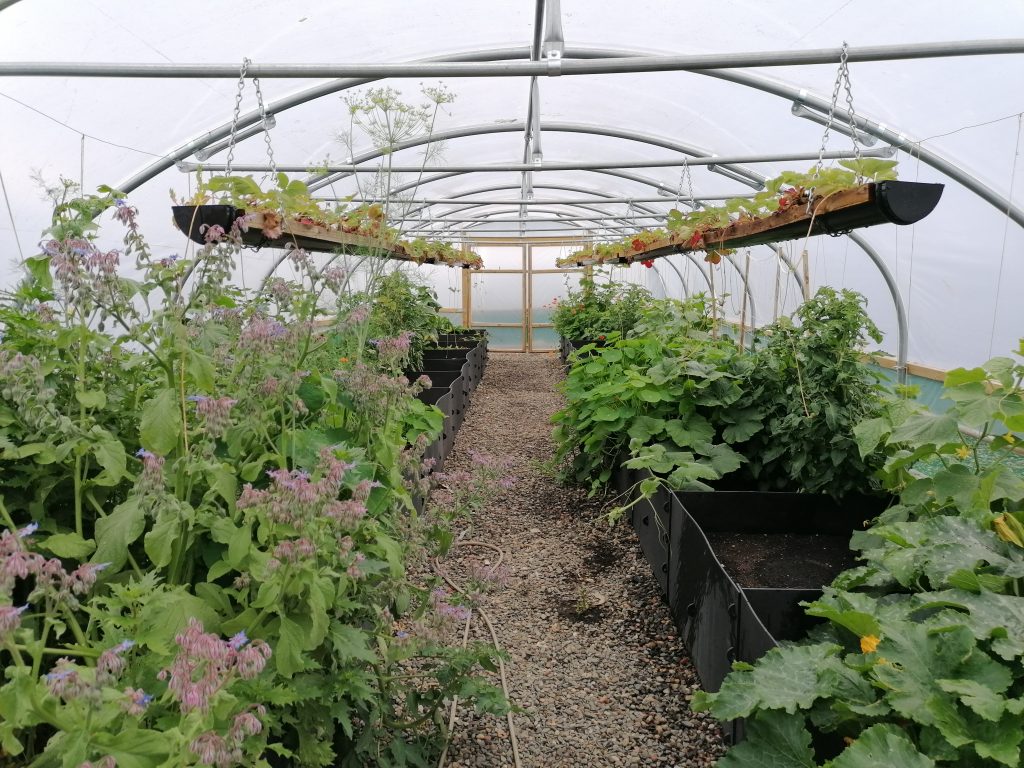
1,0,1023,369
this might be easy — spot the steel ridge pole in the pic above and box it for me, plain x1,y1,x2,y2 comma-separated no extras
110,44,1024,233
4,40,1023,77
182,147,895,174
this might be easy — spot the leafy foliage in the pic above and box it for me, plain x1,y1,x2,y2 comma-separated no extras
0,187,503,767
695,347,1024,767
552,295,746,493
550,271,653,341
739,287,887,496
553,288,887,500
340,269,453,371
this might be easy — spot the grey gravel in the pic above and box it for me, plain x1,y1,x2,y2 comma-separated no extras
430,353,726,768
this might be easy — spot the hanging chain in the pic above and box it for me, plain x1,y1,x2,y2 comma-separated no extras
626,199,637,232
223,58,279,184
251,71,278,181
224,58,250,177
677,156,696,208
840,43,864,180
810,42,864,198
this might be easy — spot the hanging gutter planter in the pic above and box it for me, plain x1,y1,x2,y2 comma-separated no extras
171,205,483,269
560,180,944,268
699,180,944,251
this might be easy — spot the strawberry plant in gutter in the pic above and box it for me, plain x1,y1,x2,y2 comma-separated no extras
555,159,901,268
173,173,483,269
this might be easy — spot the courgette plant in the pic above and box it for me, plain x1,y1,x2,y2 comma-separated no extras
694,350,1024,768
553,288,889,505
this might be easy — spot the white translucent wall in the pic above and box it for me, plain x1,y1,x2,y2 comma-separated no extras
1,0,1023,368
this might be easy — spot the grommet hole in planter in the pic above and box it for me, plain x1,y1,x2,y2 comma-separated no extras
686,602,697,618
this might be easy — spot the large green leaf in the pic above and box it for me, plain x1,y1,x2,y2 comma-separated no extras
626,415,666,443
92,497,145,572
804,589,880,639
665,414,714,448
866,517,1024,590
23,255,53,292
717,711,815,768
970,713,1023,766
592,405,625,422
204,463,237,509
944,367,989,388
853,416,891,459
186,349,216,392
144,505,181,569
868,622,974,743
90,729,171,768
696,643,843,720
41,532,95,559
829,724,934,768
918,590,1024,661
89,426,127,486
700,442,746,475
936,678,1006,721
943,382,1002,429
887,411,960,448
276,613,311,676
139,387,180,455
722,407,764,443
931,464,986,513
136,589,221,654
277,428,340,470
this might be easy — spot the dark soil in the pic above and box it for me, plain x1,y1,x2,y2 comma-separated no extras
706,532,856,589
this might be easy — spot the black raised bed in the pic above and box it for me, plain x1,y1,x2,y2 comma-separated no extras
668,490,884,686
630,469,672,597
663,489,887,742
413,357,466,373
413,370,465,419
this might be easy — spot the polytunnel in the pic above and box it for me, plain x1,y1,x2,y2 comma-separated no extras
1,2,1024,767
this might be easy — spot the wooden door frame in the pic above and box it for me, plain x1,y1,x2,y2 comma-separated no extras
464,237,586,352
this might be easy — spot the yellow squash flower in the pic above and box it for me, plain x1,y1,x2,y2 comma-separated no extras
994,514,1024,548
860,634,880,654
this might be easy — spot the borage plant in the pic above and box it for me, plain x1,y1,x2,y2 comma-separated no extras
0,182,505,767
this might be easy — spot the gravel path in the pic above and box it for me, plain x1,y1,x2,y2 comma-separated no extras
431,352,725,768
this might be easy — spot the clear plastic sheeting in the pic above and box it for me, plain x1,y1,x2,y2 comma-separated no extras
1,0,1023,369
